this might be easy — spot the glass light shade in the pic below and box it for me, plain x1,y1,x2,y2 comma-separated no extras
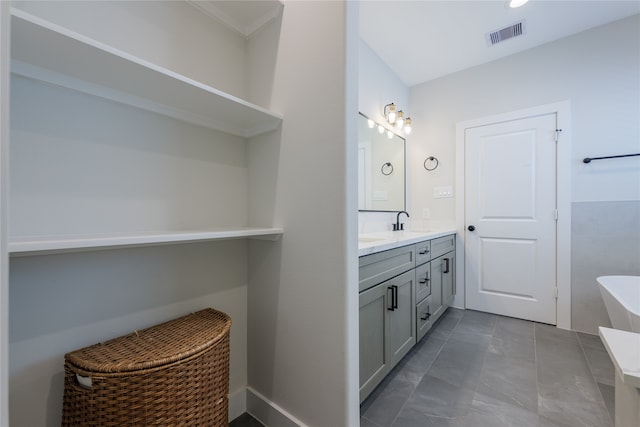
367,119,375,128
404,117,412,135
385,103,397,123
395,111,405,129
387,130,394,139
377,124,385,134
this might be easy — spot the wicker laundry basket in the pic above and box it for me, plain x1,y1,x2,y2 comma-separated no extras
62,308,231,427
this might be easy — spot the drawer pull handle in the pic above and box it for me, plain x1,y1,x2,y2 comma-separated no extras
419,249,429,255
421,312,431,321
392,285,398,309
419,278,430,284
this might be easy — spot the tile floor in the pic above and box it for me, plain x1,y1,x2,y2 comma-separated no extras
230,308,616,427
361,308,615,427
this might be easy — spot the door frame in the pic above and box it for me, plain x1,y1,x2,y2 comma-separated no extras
454,101,572,330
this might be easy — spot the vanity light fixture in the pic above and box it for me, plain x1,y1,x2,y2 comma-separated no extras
383,102,413,135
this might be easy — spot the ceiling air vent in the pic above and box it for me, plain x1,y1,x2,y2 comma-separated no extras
486,20,526,46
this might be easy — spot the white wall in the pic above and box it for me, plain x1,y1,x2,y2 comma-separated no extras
13,0,248,100
246,1,358,425
409,15,640,332
358,39,410,232
0,3,9,426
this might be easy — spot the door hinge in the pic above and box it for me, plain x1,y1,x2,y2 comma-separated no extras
554,287,559,299
555,128,563,142
553,209,558,221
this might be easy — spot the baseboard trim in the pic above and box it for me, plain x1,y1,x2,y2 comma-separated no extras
246,387,307,427
228,387,247,422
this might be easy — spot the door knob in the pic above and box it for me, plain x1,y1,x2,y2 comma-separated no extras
468,225,476,232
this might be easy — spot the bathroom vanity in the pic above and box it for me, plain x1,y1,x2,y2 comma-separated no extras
358,230,456,402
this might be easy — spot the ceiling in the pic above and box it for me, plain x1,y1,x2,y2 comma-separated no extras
360,0,640,87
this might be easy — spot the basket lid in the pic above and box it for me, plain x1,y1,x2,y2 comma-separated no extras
65,308,231,374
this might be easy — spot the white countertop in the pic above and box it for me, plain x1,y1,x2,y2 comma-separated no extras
599,327,640,388
358,229,456,257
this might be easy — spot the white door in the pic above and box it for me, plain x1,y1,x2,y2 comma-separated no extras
464,113,557,324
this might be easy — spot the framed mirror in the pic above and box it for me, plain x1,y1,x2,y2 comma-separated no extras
358,112,406,211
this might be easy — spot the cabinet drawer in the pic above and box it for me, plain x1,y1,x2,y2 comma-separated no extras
416,295,433,341
359,245,415,292
415,262,431,303
415,241,431,266
431,234,455,259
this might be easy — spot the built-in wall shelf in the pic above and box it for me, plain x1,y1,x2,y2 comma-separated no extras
9,9,282,139
9,227,283,256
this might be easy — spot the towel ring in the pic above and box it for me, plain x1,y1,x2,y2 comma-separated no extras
424,156,439,171
381,162,394,175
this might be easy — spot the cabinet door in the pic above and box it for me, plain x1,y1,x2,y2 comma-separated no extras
359,282,390,402
442,251,456,306
387,270,416,367
430,256,444,323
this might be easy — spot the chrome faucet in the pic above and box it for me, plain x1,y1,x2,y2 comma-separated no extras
393,211,410,231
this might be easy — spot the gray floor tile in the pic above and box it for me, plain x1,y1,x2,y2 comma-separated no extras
392,406,464,427
577,332,615,387
427,336,489,388
488,334,536,363
361,416,383,427
598,382,615,425
404,374,475,419
577,331,607,352
393,336,446,385
459,391,539,427
360,374,416,427
477,351,538,412
538,394,612,427
451,309,498,337
494,315,535,341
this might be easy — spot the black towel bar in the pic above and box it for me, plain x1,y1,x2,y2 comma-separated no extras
583,153,640,164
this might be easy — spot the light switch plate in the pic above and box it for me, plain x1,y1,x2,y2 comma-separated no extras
433,186,453,198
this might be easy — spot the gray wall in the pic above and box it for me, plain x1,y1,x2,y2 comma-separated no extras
572,201,640,333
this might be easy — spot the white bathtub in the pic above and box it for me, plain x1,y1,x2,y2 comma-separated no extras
598,275,640,333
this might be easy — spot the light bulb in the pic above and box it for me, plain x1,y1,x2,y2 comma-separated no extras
404,117,412,135
385,103,397,124
377,124,385,134
395,111,405,129
387,130,394,139
367,119,375,128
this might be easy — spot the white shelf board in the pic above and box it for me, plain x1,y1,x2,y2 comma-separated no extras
9,227,283,256
9,9,282,138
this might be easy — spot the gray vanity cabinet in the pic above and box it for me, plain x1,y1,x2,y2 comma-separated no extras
359,251,416,402
359,233,455,402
